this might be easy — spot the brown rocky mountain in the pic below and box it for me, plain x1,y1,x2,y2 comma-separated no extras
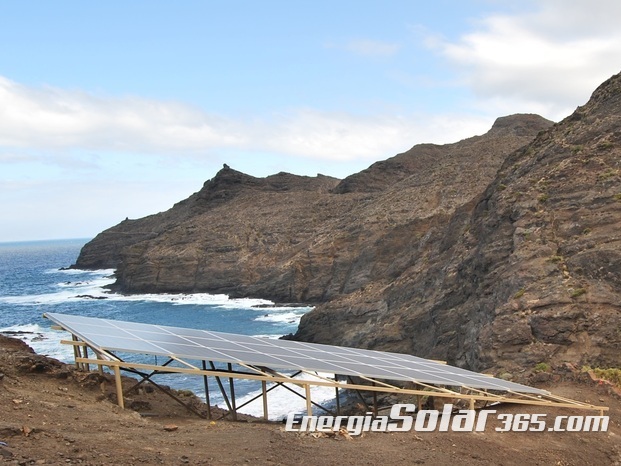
75,114,551,305
296,72,621,373
75,71,621,373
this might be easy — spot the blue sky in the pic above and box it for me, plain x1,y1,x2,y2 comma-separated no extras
1,0,620,242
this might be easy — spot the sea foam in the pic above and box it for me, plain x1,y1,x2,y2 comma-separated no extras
3,267,313,314
0,323,75,361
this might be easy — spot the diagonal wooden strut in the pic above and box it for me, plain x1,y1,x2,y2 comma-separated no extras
105,352,207,419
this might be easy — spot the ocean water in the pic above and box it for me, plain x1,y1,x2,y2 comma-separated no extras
0,239,334,419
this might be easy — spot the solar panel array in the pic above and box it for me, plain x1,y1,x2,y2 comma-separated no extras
45,312,547,394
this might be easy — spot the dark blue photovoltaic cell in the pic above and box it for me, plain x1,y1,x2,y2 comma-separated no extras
45,312,549,395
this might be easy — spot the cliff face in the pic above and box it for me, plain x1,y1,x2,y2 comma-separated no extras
75,114,551,305
74,73,621,374
295,73,621,372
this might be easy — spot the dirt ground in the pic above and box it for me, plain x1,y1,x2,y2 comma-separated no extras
1,335,620,466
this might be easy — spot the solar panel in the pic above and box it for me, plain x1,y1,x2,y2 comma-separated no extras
44,312,547,395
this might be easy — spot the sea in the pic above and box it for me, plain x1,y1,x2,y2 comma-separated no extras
0,238,335,420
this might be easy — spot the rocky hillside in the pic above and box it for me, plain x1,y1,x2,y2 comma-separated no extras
76,73,621,376
74,69,621,375
296,72,621,373
75,114,551,307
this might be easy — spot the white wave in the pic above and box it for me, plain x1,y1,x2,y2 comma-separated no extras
254,311,306,325
0,323,73,362
0,278,115,305
47,267,115,276
104,292,274,310
0,289,108,305
0,269,116,305
234,372,337,420
2,269,315,316
0,267,291,310
58,280,96,288
215,297,274,309
252,305,314,312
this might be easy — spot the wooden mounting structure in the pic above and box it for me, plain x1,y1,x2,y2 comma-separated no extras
57,334,609,419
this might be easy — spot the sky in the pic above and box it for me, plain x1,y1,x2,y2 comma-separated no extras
1,0,620,242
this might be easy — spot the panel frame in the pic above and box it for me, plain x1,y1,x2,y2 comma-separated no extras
44,312,608,418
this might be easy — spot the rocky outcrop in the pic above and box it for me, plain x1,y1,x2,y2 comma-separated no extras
73,73,621,374
295,72,621,373
75,114,551,306
74,168,341,273
333,114,551,194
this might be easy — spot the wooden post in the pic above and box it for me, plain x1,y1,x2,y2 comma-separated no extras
201,361,212,419
228,363,237,421
262,380,268,421
335,385,341,416
83,346,90,372
305,384,312,416
96,355,106,394
71,336,80,370
372,382,378,416
113,365,124,409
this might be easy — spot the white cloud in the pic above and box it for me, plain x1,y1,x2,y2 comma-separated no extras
260,109,490,161
0,75,491,168
430,0,621,119
0,76,243,153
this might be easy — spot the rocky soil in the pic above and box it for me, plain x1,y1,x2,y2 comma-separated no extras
1,336,620,465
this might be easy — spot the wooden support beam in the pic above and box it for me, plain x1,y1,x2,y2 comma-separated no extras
72,356,609,414
262,380,268,421
83,345,90,372
71,335,80,370
372,382,378,416
170,355,199,370
46,314,610,419
113,365,124,409
228,363,237,421
359,375,400,390
201,361,212,420
60,339,87,346
305,384,312,416
335,385,341,416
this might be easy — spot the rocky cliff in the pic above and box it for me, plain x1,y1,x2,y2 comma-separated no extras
74,72,621,375
75,115,550,304
295,72,621,373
